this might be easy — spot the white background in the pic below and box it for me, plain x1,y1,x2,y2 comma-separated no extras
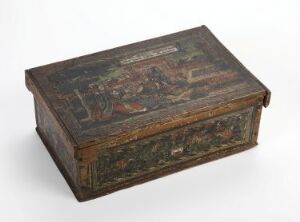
1,0,300,221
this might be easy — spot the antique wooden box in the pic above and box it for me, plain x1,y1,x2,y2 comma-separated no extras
25,25,270,201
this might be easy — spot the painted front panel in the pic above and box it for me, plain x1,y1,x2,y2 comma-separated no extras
89,106,254,191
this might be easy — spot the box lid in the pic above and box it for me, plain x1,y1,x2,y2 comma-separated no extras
26,25,270,149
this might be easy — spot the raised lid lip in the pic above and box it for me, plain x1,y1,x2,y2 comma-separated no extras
26,25,270,149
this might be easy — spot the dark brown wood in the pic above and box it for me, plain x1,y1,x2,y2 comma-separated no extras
25,25,270,201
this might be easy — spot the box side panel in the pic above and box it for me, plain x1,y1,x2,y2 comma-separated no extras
78,99,264,201
34,99,80,196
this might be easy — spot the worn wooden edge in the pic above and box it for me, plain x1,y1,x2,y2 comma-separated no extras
251,104,263,143
35,127,83,201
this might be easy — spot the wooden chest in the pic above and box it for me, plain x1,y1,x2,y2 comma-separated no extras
25,25,270,201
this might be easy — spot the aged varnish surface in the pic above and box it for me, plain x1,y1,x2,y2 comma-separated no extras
26,25,270,201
